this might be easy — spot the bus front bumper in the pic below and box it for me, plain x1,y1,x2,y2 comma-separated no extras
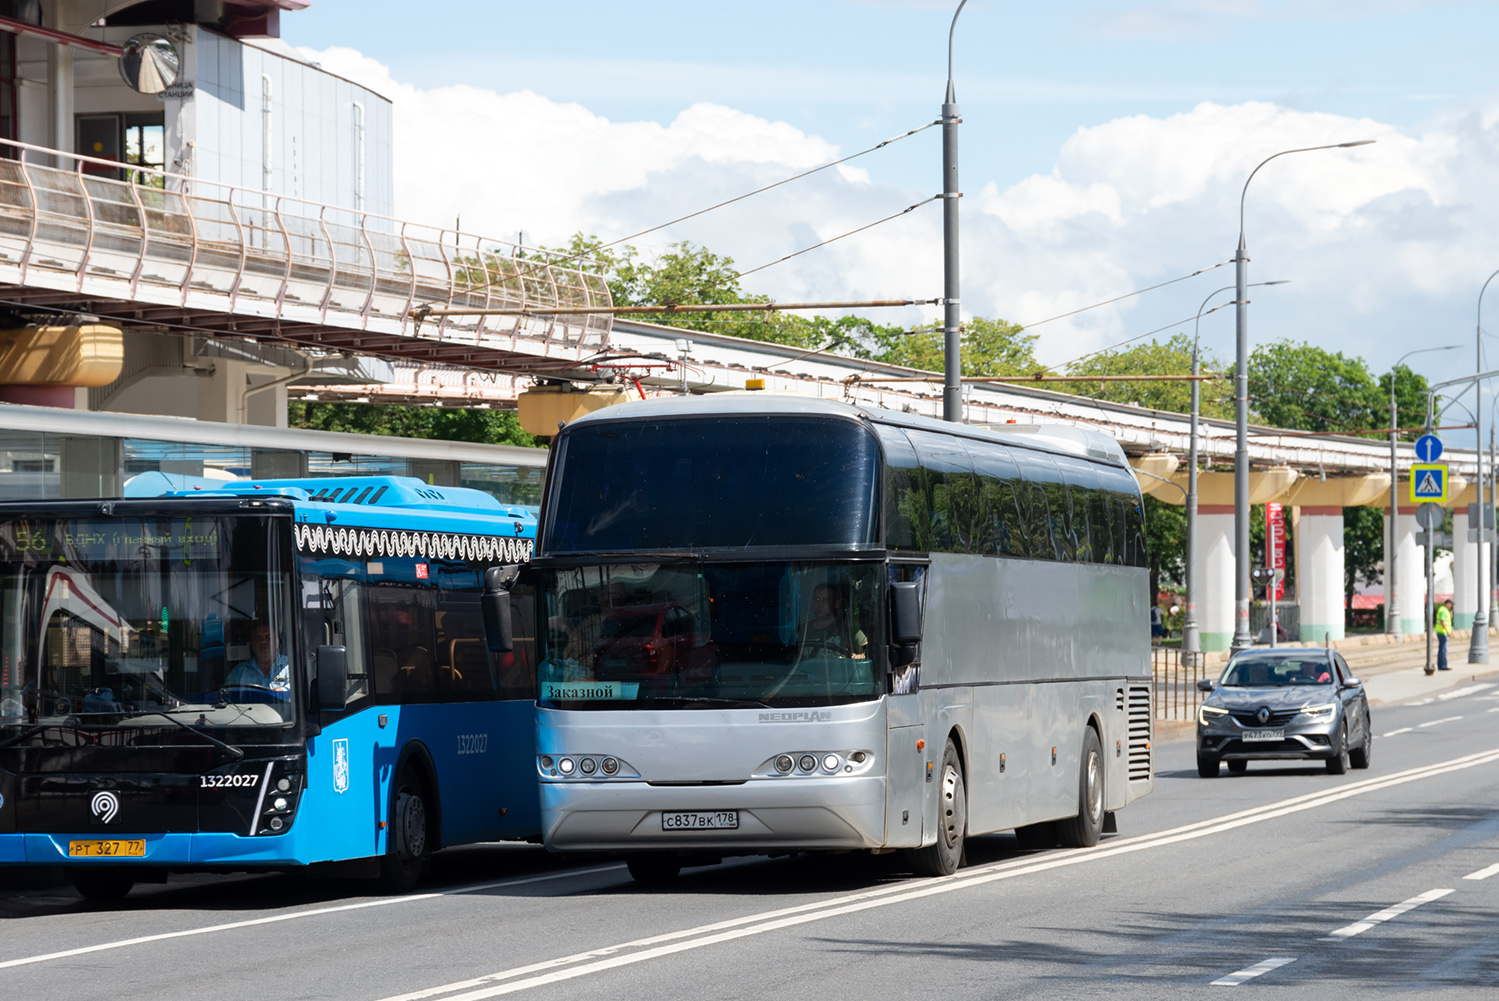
0,831,302,867
541,775,887,853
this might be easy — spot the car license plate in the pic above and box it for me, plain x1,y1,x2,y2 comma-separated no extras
1242,729,1284,742
68,839,146,858
661,810,738,831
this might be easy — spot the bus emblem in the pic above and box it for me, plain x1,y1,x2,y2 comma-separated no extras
90,791,120,823
332,738,350,793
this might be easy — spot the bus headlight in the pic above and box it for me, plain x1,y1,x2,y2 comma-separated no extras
558,757,576,775
775,755,794,773
601,757,619,775
539,754,637,779
821,754,841,772
797,754,817,773
579,757,598,775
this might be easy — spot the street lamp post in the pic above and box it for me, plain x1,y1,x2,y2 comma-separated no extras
1231,140,1375,652
1387,345,1460,639
941,0,967,423
1471,268,1499,664
1184,280,1288,662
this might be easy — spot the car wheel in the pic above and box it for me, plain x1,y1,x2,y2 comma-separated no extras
909,740,967,877
1326,722,1351,775
1058,728,1105,848
1350,712,1373,770
1197,753,1220,778
1226,759,1248,774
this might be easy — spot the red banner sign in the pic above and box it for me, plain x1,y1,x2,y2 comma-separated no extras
1265,502,1285,602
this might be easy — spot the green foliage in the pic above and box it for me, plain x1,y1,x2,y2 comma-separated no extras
288,402,538,448
1055,333,1233,419
1143,494,1186,598
1247,339,1386,435
1379,364,1438,441
1343,505,1385,610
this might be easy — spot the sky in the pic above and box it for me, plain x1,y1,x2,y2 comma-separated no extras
283,1,1499,432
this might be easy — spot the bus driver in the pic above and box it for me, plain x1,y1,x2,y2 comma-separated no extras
225,621,291,694
801,583,867,660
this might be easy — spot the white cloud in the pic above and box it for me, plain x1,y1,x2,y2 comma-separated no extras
301,46,1499,375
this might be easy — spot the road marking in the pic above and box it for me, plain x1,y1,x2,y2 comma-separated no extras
1322,888,1454,940
1210,956,1296,987
1440,683,1495,700
377,747,1499,1001
1463,862,1499,881
1382,728,1413,737
0,863,627,971
1418,716,1463,728
1488,707,1499,714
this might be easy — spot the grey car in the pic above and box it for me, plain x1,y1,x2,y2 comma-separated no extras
1195,648,1372,777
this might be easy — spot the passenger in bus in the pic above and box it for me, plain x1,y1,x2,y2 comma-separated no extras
801,584,867,659
225,621,291,693
539,616,591,682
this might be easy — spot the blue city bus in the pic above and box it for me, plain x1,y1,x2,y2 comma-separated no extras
0,475,538,899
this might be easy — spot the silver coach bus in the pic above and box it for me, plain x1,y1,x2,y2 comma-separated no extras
486,395,1153,882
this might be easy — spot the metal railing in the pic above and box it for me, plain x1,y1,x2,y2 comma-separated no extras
1152,646,1211,722
0,139,612,357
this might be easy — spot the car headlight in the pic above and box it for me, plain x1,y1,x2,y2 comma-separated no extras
1198,704,1229,726
1299,703,1336,720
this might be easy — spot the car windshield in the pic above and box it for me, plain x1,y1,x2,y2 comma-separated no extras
536,561,883,709
1220,656,1332,687
541,416,880,555
0,515,297,734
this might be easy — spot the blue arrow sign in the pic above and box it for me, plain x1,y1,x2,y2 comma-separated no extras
1415,433,1444,463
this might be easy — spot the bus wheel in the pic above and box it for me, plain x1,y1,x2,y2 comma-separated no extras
379,770,430,894
909,740,966,877
72,870,135,901
1058,728,1104,848
626,855,682,885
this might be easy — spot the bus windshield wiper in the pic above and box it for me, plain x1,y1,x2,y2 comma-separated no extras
111,710,246,761
671,697,775,710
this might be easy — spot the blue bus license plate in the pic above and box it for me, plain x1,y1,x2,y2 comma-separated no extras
662,811,738,831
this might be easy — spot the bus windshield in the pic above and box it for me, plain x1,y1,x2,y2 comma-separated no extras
536,562,883,709
0,515,297,734
541,417,880,555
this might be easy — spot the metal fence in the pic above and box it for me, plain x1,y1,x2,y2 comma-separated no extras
1249,602,1301,643
1152,646,1211,722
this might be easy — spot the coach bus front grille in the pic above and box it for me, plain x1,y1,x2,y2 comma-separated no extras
1127,685,1152,782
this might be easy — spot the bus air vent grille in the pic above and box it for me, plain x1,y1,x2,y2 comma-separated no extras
1126,685,1152,782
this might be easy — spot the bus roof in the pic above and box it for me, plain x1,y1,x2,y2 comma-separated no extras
563,394,1129,467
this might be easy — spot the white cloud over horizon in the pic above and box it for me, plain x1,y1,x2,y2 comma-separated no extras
303,44,1499,376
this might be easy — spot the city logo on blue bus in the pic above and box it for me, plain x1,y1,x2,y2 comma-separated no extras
90,791,120,824
333,738,350,794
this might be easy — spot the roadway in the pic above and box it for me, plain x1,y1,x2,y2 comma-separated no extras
2,676,1497,999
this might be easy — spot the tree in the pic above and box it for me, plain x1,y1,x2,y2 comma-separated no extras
1380,364,1438,440
855,316,1040,377
1247,339,1384,435
1054,333,1233,419
1143,494,1186,602
1343,505,1385,615
288,402,538,448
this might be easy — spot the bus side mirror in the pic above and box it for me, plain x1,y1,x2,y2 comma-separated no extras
482,566,517,653
315,645,348,711
890,581,922,644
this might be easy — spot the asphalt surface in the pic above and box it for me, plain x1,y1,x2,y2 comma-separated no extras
3,674,1498,999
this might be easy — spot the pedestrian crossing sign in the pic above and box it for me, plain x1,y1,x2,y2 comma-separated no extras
1410,463,1449,503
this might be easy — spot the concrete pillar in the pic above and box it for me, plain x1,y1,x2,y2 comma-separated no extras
1196,507,1236,652
43,0,73,157
1298,506,1345,643
1385,507,1425,636
1453,508,1478,630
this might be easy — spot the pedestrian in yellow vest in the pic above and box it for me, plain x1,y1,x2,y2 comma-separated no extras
1436,598,1454,672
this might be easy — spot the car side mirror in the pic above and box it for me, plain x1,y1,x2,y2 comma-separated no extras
315,645,348,711
1343,677,1362,689
1196,678,1215,692
890,581,922,644
482,565,517,652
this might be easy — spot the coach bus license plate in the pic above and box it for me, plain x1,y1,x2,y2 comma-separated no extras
662,811,738,831
68,839,146,858
1242,729,1284,742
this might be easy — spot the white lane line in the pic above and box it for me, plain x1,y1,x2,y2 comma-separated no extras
377,747,1499,1001
1322,888,1454,940
1210,956,1297,987
1488,707,1499,714
1382,728,1413,737
1418,716,1464,728
1440,683,1496,701
1405,698,1436,707
0,863,626,971
1463,862,1499,881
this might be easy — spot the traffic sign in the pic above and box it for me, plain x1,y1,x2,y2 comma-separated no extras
1416,502,1444,530
1414,433,1443,463
1410,463,1449,503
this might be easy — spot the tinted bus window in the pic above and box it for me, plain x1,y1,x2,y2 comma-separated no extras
368,583,438,701
876,425,929,552
1058,457,1110,564
1009,448,1065,561
907,430,980,554
967,439,1030,558
545,417,880,553
435,566,499,702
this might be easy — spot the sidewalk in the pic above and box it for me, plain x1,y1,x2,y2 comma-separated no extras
1342,632,1499,706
